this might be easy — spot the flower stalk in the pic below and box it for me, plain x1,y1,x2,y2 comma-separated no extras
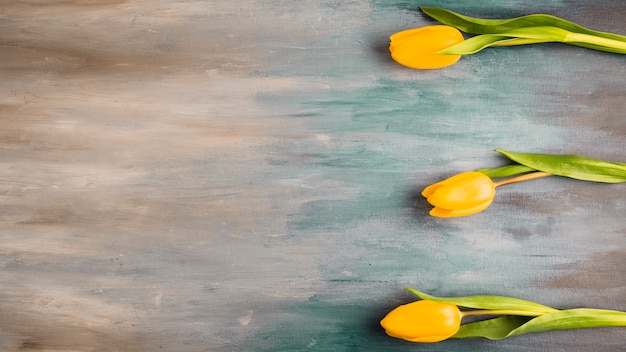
492,171,551,187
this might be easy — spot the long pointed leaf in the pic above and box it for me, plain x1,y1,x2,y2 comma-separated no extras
453,316,532,339
498,26,571,41
477,164,536,178
405,288,556,314
440,34,557,55
569,42,626,54
506,308,626,338
442,26,606,55
496,149,626,183
453,309,626,340
563,32,626,53
440,28,626,56
439,35,519,55
420,7,626,43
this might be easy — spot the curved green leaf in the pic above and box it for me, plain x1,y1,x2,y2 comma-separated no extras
453,316,532,340
563,32,626,53
438,35,516,55
420,7,626,42
496,149,626,183
569,41,626,54
506,308,626,338
439,35,553,55
439,36,549,55
497,26,571,41
440,26,626,55
422,7,626,55
405,288,556,314
477,164,536,179
454,309,626,340
442,34,626,55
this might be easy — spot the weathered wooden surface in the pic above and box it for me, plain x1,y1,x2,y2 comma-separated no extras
1,1,625,351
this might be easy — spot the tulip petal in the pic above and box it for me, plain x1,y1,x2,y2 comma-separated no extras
422,171,481,197
425,172,495,209
390,27,426,52
430,198,493,218
380,300,461,343
389,25,464,69
421,183,443,197
427,182,494,208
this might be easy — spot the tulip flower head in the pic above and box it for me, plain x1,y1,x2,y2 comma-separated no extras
422,171,495,218
380,300,462,343
389,25,464,69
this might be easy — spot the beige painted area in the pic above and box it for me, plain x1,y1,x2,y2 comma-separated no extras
0,0,356,350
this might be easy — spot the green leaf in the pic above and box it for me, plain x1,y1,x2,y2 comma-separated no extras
440,26,571,55
568,42,626,54
563,32,626,54
496,149,626,183
477,164,536,179
453,316,532,340
422,7,626,55
439,36,549,55
405,288,557,314
455,309,626,340
506,308,626,338
440,26,626,55
438,35,511,55
420,7,626,42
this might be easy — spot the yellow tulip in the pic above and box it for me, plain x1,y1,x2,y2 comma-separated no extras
422,171,495,218
380,300,462,343
389,25,464,69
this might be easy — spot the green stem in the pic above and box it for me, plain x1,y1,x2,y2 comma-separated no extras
565,32,626,51
461,309,546,318
493,171,551,188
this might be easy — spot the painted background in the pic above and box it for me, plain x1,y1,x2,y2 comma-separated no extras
1,1,624,351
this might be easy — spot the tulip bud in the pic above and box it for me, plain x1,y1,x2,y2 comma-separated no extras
380,300,462,343
422,171,496,217
389,25,464,69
